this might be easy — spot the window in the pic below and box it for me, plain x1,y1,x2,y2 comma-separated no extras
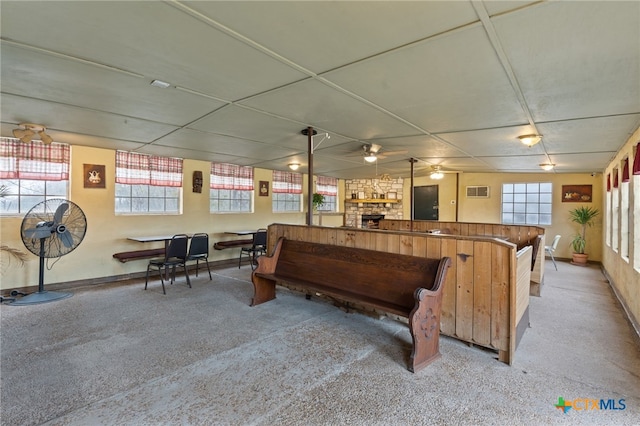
0,137,69,215
611,169,619,253
606,173,612,247
272,170,302,212
620,158,630,261
210,163,254,213
633,144,640,270
316,175,338,212
501,182,552,225
115,151,182,214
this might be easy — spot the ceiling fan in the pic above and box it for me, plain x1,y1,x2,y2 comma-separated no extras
417,164,463,180
358,143,408,163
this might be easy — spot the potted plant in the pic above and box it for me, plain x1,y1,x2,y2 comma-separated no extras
0,185,27,267
312,193,325,211
569,206,599,265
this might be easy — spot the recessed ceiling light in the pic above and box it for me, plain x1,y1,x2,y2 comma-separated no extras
150,79,171,89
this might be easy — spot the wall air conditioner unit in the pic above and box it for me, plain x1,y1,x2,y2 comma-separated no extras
466,186,490,198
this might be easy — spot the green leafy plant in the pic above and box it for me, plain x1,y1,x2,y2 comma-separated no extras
569,206,600,254
0,185,27,266
312,193,325,210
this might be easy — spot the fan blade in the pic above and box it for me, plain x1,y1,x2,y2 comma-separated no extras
58,229,74,248
53,202,69,223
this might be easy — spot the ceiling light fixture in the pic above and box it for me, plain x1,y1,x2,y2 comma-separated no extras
288,163,300,171
364,154,377,163
13,123,53,144
430,171,444,180
518,134,542,147
539,163,555,171
150,79,171,89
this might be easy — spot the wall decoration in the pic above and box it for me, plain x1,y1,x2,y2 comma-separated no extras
562,184,592,202
83,164,105,189
259,180,269,196
192,171,203,193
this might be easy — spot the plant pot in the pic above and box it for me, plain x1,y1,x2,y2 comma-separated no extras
571,253,589,266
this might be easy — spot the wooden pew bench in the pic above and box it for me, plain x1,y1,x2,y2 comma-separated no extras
251,237,452,373
113,248,165,263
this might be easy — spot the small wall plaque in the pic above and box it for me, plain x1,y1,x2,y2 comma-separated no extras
259,180,269,196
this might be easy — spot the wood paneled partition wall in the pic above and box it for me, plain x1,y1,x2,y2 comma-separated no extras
380,220,546,296
266,224,533,365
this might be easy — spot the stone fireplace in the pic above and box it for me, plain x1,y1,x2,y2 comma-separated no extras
344,178,403,228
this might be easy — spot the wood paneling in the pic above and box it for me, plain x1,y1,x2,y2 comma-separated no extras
267,223,533,365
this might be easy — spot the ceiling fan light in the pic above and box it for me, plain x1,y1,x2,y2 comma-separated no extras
288,163,300,171
39,130,54,144
364,154,377,163
539,163,555,171
430,171,444,180
518,134,542,147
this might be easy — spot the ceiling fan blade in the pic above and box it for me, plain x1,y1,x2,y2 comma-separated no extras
53,202,69,223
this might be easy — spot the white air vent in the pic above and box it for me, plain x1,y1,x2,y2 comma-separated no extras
466,186,490,198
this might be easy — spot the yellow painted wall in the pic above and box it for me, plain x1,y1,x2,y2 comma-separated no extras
602,128,640,329
0,145,343,290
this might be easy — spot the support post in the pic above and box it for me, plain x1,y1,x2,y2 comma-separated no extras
306,126,314,226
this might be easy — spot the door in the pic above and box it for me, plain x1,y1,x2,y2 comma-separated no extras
414,185,439,220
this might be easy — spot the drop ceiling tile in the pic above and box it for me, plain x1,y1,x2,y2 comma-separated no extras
1,44,227,126
1,1,308,101
1,94,178,143
152,129,300,160
185,1,479,74
493,1,640,121
438,125,542,157
536,115,640,154
324,24,528,133
239,79,420,139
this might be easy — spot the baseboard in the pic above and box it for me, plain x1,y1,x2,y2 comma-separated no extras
1,258,240,296
601,266,640,344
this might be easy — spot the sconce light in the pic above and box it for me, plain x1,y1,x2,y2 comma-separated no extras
518,134,542,147
288,163,300,171
539,163,555,171
13,123,53,144
364,154,377,163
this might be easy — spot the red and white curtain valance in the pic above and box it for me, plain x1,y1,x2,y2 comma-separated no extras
272,170,302,194
316,175,338,196
116,151,183,187
210,163,254,190
0,137,69,181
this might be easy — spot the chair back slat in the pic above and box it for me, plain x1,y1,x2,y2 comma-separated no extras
188,233,209,257
167,234,189,259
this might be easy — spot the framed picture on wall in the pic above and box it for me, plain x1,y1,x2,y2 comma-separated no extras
562,184,592,202
259,180,269,196
83,164,106,189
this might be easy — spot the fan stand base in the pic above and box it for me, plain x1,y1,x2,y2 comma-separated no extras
10,291,72,306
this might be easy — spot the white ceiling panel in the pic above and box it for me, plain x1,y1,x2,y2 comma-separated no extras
1,1,637,178
325,24,528,133
537,115,640,154
185,1,480,74
1,94,178,143
239,79,420,140
494,1,640,122
1,44,226,126
0,1,308,101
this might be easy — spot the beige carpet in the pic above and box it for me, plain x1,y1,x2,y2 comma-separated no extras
1,261,639,425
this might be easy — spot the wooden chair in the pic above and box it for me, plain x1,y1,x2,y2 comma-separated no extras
145,234,191,294
187,233,211,280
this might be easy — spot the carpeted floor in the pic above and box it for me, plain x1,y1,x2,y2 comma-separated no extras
1,261,639,426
